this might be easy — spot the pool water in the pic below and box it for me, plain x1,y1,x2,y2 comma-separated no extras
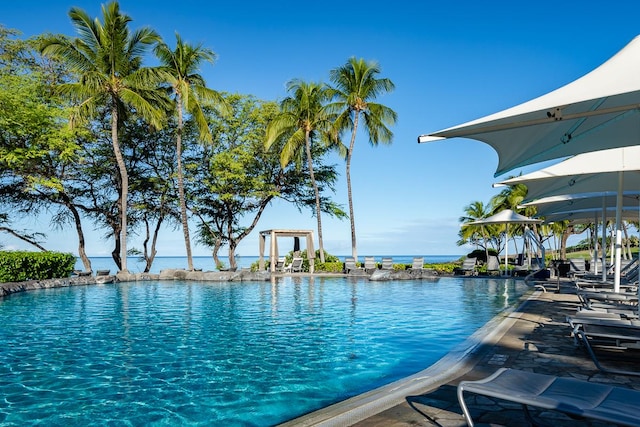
0,277,527,426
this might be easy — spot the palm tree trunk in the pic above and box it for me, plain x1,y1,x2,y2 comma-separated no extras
347,113,359,261
176,94,194,270
111,102,128,273
66,198,91,271
305,130,325,263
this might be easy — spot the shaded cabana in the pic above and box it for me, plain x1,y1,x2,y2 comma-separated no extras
258,229,315,273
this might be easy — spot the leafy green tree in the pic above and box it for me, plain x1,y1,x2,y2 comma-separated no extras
0,28,92,266
265,80,338,263
490,183,532,255
328,57,396,261
0,213,47,251
154,33,230,271
40,1,165,272
124,117,180,272
193,94,344,269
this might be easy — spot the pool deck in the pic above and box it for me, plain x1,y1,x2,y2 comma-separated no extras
283,277,640,427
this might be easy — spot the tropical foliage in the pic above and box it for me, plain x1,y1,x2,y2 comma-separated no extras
1,3,394,273
155,33,230,271
39,2,165,272
328,57,396,261
265,80,341,263
456,181,622,262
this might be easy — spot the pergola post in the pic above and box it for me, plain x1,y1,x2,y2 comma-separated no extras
259,229,316,273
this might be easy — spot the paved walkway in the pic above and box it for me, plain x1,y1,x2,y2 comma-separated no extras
350,278,640,426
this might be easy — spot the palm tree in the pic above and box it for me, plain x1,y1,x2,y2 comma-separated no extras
154,33,230,271
490,183,532,256
328,57,396,262
459,200,496,261
40,1,164,272
265,79,336,263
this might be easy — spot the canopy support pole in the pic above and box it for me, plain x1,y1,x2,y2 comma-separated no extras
602,198,607,282
614,172,623,293
592,211,599,275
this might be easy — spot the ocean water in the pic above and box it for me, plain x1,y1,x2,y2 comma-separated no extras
75,254,463,274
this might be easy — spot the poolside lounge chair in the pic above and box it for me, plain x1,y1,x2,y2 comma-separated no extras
289,257,304,273
344,257,360,274
454,257,477,276
410,257,424,273
457,367,640,427
275,257,287,272
568,316,640,376
576,262,639,289
381,257,393,270
485,255,500,276
363,256,376,273
577,289,638,309
568,258,587,278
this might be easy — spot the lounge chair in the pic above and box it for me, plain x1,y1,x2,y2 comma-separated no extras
457,367,640,427
363,256,376,273
576,263,639,290
410,257,424,272
275,257,287,272
381,257,393,270
568,258,587,278
568,316,640,376
577,289,638,310
289,257,304,273
344,257,360,274
575,269,639,293
454,257,477,276
485,255,500,275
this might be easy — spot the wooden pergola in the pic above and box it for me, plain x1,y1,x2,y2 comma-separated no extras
258,229,315,273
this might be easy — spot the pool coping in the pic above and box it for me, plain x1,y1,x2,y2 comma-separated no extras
278,286,538,427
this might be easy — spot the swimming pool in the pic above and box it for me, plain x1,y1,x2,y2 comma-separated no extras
0,276,527,426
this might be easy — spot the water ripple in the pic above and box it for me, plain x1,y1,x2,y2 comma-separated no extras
0,277,526,426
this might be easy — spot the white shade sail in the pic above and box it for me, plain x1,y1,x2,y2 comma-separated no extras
496,146,640,203
521,193,640,218
542,207,639,223
418,35,640,177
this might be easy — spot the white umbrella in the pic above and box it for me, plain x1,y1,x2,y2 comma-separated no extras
418,35,640,178
465,210,542,276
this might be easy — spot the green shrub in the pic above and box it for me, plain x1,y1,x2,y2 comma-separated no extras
426,263,457,274
315,261,343,273
466,249,498,263
0,251,76,282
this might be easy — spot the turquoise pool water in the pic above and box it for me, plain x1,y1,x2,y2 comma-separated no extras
0,277,527,426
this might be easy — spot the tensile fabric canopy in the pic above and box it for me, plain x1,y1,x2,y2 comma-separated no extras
418,35,640,177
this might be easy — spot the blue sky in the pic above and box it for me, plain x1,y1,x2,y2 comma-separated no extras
3,1,640,258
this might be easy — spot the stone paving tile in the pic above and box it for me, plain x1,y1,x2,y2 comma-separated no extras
350,279,640,427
